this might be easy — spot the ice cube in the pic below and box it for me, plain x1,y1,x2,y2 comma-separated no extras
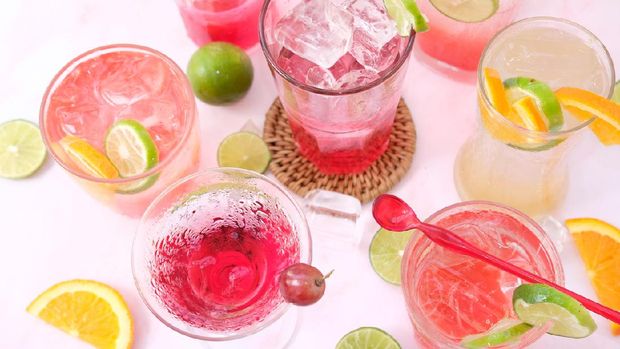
276,48,337,89
328,53,364,81
304,189,362,247
336,68,380,89
274,0,354,68
341,0,400,71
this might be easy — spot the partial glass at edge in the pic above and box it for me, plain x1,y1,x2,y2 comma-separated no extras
454,17,615,217
175,0,263,50
132,168,311,341
259,0,415,174
402,201,565,348
40,44,201,218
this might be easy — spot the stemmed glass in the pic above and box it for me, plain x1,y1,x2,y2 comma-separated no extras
132,168,312,348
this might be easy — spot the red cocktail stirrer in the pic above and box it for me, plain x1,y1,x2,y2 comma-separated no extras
372,194,620,324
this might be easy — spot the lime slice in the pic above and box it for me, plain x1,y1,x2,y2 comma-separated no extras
429,0,498,23
336,327,401,349
504,77,564,131
217,132,271,173
369,228,413,285
105,119,159,193
513,283,597,338
384,0,429,36
0,120,47,179
461,319,533,349
612,80,620,104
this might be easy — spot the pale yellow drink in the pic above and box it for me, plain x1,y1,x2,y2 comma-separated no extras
454,17,615,216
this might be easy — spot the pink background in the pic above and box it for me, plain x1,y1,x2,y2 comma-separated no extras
0,0,619,348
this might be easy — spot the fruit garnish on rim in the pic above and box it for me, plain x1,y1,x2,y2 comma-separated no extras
384,0,429,35
566,218,620,335
555,86,620,145
279,263,333,306
513,283,597,338
430,0,499,23
27,279,133,349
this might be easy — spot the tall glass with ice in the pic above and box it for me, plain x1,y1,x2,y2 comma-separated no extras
260,0,415,174
40,44,201,217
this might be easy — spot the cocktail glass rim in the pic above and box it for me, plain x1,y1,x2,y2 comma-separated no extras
477,16,615,140
131,167,313,341
401,200,565,348
39,43,197,185
258,0,416,96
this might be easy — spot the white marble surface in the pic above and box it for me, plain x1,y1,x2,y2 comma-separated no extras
1,0,619,348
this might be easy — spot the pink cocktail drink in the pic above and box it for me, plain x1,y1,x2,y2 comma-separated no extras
176,0,263,50
416,0,518,71
402,202,564,348
133,169,311,341
260,0,415,174
40,45,200,217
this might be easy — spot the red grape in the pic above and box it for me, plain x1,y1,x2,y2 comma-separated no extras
279,263,332,306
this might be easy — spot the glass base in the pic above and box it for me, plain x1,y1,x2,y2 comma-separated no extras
198,307,299,349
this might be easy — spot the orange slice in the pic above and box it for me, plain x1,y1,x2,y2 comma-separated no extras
565,105,620,146
483,67,511,116
511,96,549,132
60,136,119,178
555,87,620,130
27,280,134,348
566,218,620,335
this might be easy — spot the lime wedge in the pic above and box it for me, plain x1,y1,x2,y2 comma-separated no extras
612,80,620,103
504,77,564,131
461,319,533,349
384,0,429,36
105,119,159,193
217,132,271,173
429,0,498,23
0,120,47,179
336,327,401,349
369,228,413,285
513,283,597,338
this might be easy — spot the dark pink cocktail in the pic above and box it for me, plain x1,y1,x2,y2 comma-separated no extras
133,169,311,342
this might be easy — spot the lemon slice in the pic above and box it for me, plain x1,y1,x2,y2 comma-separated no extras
513,283,597,338
0,120,47,179
27,279,133,349
60,135,119,179
217,131,271,173
461,319,533,349
369,228,414,285
429,0,498,23
336,327,401,349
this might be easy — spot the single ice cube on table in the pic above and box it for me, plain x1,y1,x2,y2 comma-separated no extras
304,189,363,247
274,0,354,68
340,0,400,72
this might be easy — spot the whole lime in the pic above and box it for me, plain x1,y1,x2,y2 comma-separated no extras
187,42,254,105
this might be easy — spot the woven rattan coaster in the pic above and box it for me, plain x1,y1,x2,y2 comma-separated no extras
263,98,416,203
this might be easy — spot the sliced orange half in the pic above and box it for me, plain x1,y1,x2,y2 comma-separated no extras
511,96,549,132
555,87,620,130
565,105,620,146
27,279,134,348
566,218,620,335
60,136,119,179
483,67,511,116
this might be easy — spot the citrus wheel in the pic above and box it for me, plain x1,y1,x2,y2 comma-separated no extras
27,279,134,348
